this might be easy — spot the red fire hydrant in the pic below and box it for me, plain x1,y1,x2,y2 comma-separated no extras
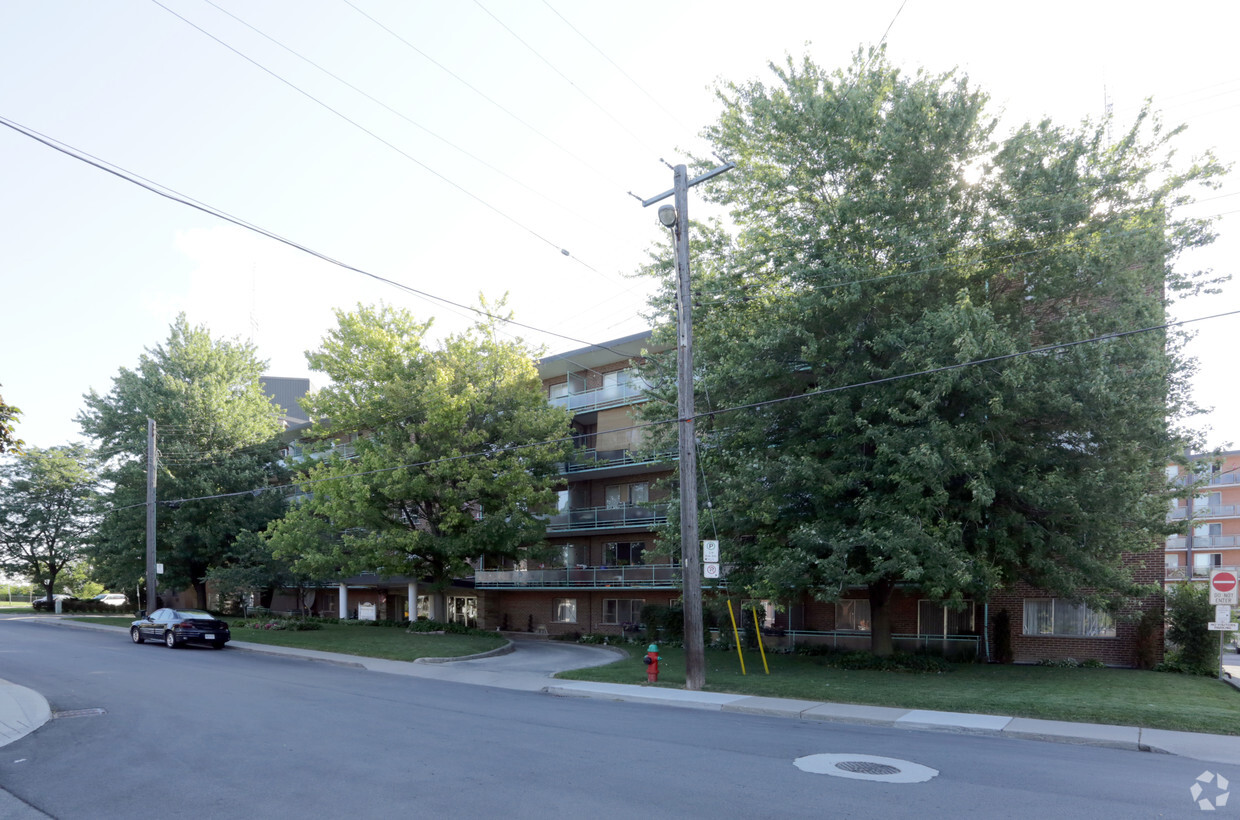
644,643,661,683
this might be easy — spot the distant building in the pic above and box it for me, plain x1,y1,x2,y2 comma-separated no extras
1165,451,1240,585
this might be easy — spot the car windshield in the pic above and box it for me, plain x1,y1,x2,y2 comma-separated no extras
176,610,216,620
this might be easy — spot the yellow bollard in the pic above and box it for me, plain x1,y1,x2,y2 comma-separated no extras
727,599,746,675
752,608,770,675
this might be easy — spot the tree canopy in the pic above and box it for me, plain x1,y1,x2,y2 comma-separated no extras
0,385,21,455
78,315,288,607
265,303,572,598
0,444,99,601
640,50,1224,654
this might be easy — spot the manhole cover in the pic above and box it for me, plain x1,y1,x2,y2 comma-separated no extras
795,753,938,783
836,761,901,775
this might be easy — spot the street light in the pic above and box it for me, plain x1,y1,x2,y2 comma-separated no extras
658,204,678,229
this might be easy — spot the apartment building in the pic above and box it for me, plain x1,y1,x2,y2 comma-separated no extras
470,332,682,636
1166,450,1240,585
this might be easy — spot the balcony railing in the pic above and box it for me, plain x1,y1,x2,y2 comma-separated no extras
549,377,651,414
1165,535,1240,549
1166,565,1240,582
1168,505,1240,520
475,563,681,589
545,502,669,532
473,562,733,589
564,447,675,473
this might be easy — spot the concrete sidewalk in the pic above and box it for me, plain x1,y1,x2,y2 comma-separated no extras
5,616,1240,767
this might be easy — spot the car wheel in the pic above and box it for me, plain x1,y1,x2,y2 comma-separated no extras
211,640,225,650
164,631,178,648
130,627,144,644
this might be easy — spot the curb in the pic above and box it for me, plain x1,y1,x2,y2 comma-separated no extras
415,639,515,664
0,679,51,749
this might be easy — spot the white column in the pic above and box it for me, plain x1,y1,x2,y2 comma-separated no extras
407,581,418,621
338,583,348,620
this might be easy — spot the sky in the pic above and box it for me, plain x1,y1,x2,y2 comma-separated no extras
2,0,1238,454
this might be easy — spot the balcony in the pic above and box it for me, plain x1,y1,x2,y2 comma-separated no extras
549,377,651,414
545,502,669,533
473,562,733,590
1168,505,1240,521
564,447,675,475
1165,535,1240,550
1166,565,1240,582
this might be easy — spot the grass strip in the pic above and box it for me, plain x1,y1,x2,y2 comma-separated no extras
557,643,1240,735
74,616,506,662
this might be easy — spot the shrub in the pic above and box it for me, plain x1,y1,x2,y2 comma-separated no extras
1164,583,1218,676
1035,657,1104,668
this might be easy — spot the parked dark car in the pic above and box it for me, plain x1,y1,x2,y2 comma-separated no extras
32,594,77,611
130,608,230,649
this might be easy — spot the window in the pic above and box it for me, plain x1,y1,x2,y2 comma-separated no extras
605,481,649,508
603,599,645,625
446,596,477,628
1194,552,1223,575
605,541,646,566
549,382,569,399
602,370,629,388
917,601,975,637
1166,554,1180,569
835,600,870,632
1193,523,1222,539
1022,599,1115,637
558,543,583,567
553,598,577,624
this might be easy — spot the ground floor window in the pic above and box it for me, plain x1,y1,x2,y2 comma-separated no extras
917,600,975,637
1022,599,1115,637
446,596,477,628
553,598,577,623
835,599,870,632
603,598,645,625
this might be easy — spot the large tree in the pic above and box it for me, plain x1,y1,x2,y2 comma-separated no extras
0,444,99,603
264,303,572,601
641,50,1224,654
78,315,288,608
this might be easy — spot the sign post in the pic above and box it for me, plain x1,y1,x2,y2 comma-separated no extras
1209,570,1239,680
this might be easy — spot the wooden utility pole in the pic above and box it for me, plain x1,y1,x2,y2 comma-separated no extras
145,418,157,615
642,160,734,690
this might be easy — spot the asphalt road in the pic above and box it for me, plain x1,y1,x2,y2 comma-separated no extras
0,618,1230,818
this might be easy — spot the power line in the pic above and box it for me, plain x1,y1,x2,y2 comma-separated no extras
339,0,628,194
108,306,1240,511
540,0,695,139
149,0,607,277
0,114,637,361
196,0,626,260
472,0,662,158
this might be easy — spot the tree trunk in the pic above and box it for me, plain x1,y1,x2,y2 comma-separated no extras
193,579,208,610
868,577,897,657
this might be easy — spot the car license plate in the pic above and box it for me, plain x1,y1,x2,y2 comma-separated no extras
203,633,214,640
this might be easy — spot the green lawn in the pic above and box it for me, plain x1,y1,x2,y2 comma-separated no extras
557,643,1240,736
76,617,507,662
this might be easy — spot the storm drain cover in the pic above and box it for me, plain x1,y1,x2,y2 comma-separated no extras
794,753,938,783
835,761,902,775
52,708,106,719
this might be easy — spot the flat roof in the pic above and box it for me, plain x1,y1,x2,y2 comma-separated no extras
537,330,668,378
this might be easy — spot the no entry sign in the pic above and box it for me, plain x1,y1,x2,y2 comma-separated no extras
1210,569,1239,605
